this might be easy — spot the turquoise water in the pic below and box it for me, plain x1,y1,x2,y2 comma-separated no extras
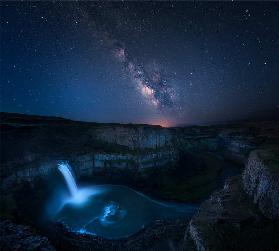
55,184,197,239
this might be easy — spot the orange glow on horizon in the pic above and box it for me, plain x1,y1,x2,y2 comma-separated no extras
149,119,173,128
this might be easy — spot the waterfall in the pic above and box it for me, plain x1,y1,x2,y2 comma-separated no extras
58,162,78,198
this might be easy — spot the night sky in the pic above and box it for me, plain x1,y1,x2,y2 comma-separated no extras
1,2,279,126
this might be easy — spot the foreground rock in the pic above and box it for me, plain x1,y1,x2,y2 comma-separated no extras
0,220,55,251
186,177,279,251
243,149,279,219
49,218,189,251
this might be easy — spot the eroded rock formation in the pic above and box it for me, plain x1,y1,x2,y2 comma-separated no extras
186,149,279,251
243,149,279,219
1,112,279,250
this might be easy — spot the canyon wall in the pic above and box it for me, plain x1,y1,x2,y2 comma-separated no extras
1,112,278,190
186,148,279,251
1,113,279,250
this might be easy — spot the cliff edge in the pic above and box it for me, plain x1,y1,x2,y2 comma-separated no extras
186,148,279,251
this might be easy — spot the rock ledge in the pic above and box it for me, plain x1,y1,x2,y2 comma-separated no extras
243,149,279,219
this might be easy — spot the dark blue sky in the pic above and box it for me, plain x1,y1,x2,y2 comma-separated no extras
1,2,279,126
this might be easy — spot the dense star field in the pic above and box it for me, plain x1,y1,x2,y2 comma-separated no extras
1,1,279,126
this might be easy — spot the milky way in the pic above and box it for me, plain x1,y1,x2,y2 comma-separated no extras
109,36,177,111
77,3,179,114
94,28,178,113
1,1,279,125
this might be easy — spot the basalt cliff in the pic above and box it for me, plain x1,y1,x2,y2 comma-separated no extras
185,148,279,251
0,112,278,250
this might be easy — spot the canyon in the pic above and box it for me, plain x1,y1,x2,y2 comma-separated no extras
0,112,278,250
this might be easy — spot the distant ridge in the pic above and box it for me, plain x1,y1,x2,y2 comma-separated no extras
1,111,278,129
0,112,163,128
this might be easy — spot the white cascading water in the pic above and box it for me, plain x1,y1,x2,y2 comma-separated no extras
58,162,78,198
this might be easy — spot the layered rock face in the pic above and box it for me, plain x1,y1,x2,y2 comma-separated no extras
1,112,278,188
243,149,279,219
1,113,279,250
187,149,279,251
0,113,176,188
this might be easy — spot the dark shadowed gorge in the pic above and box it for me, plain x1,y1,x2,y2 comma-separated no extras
1,112,278,250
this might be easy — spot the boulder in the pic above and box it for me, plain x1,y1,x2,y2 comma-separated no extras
243,149,279,219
